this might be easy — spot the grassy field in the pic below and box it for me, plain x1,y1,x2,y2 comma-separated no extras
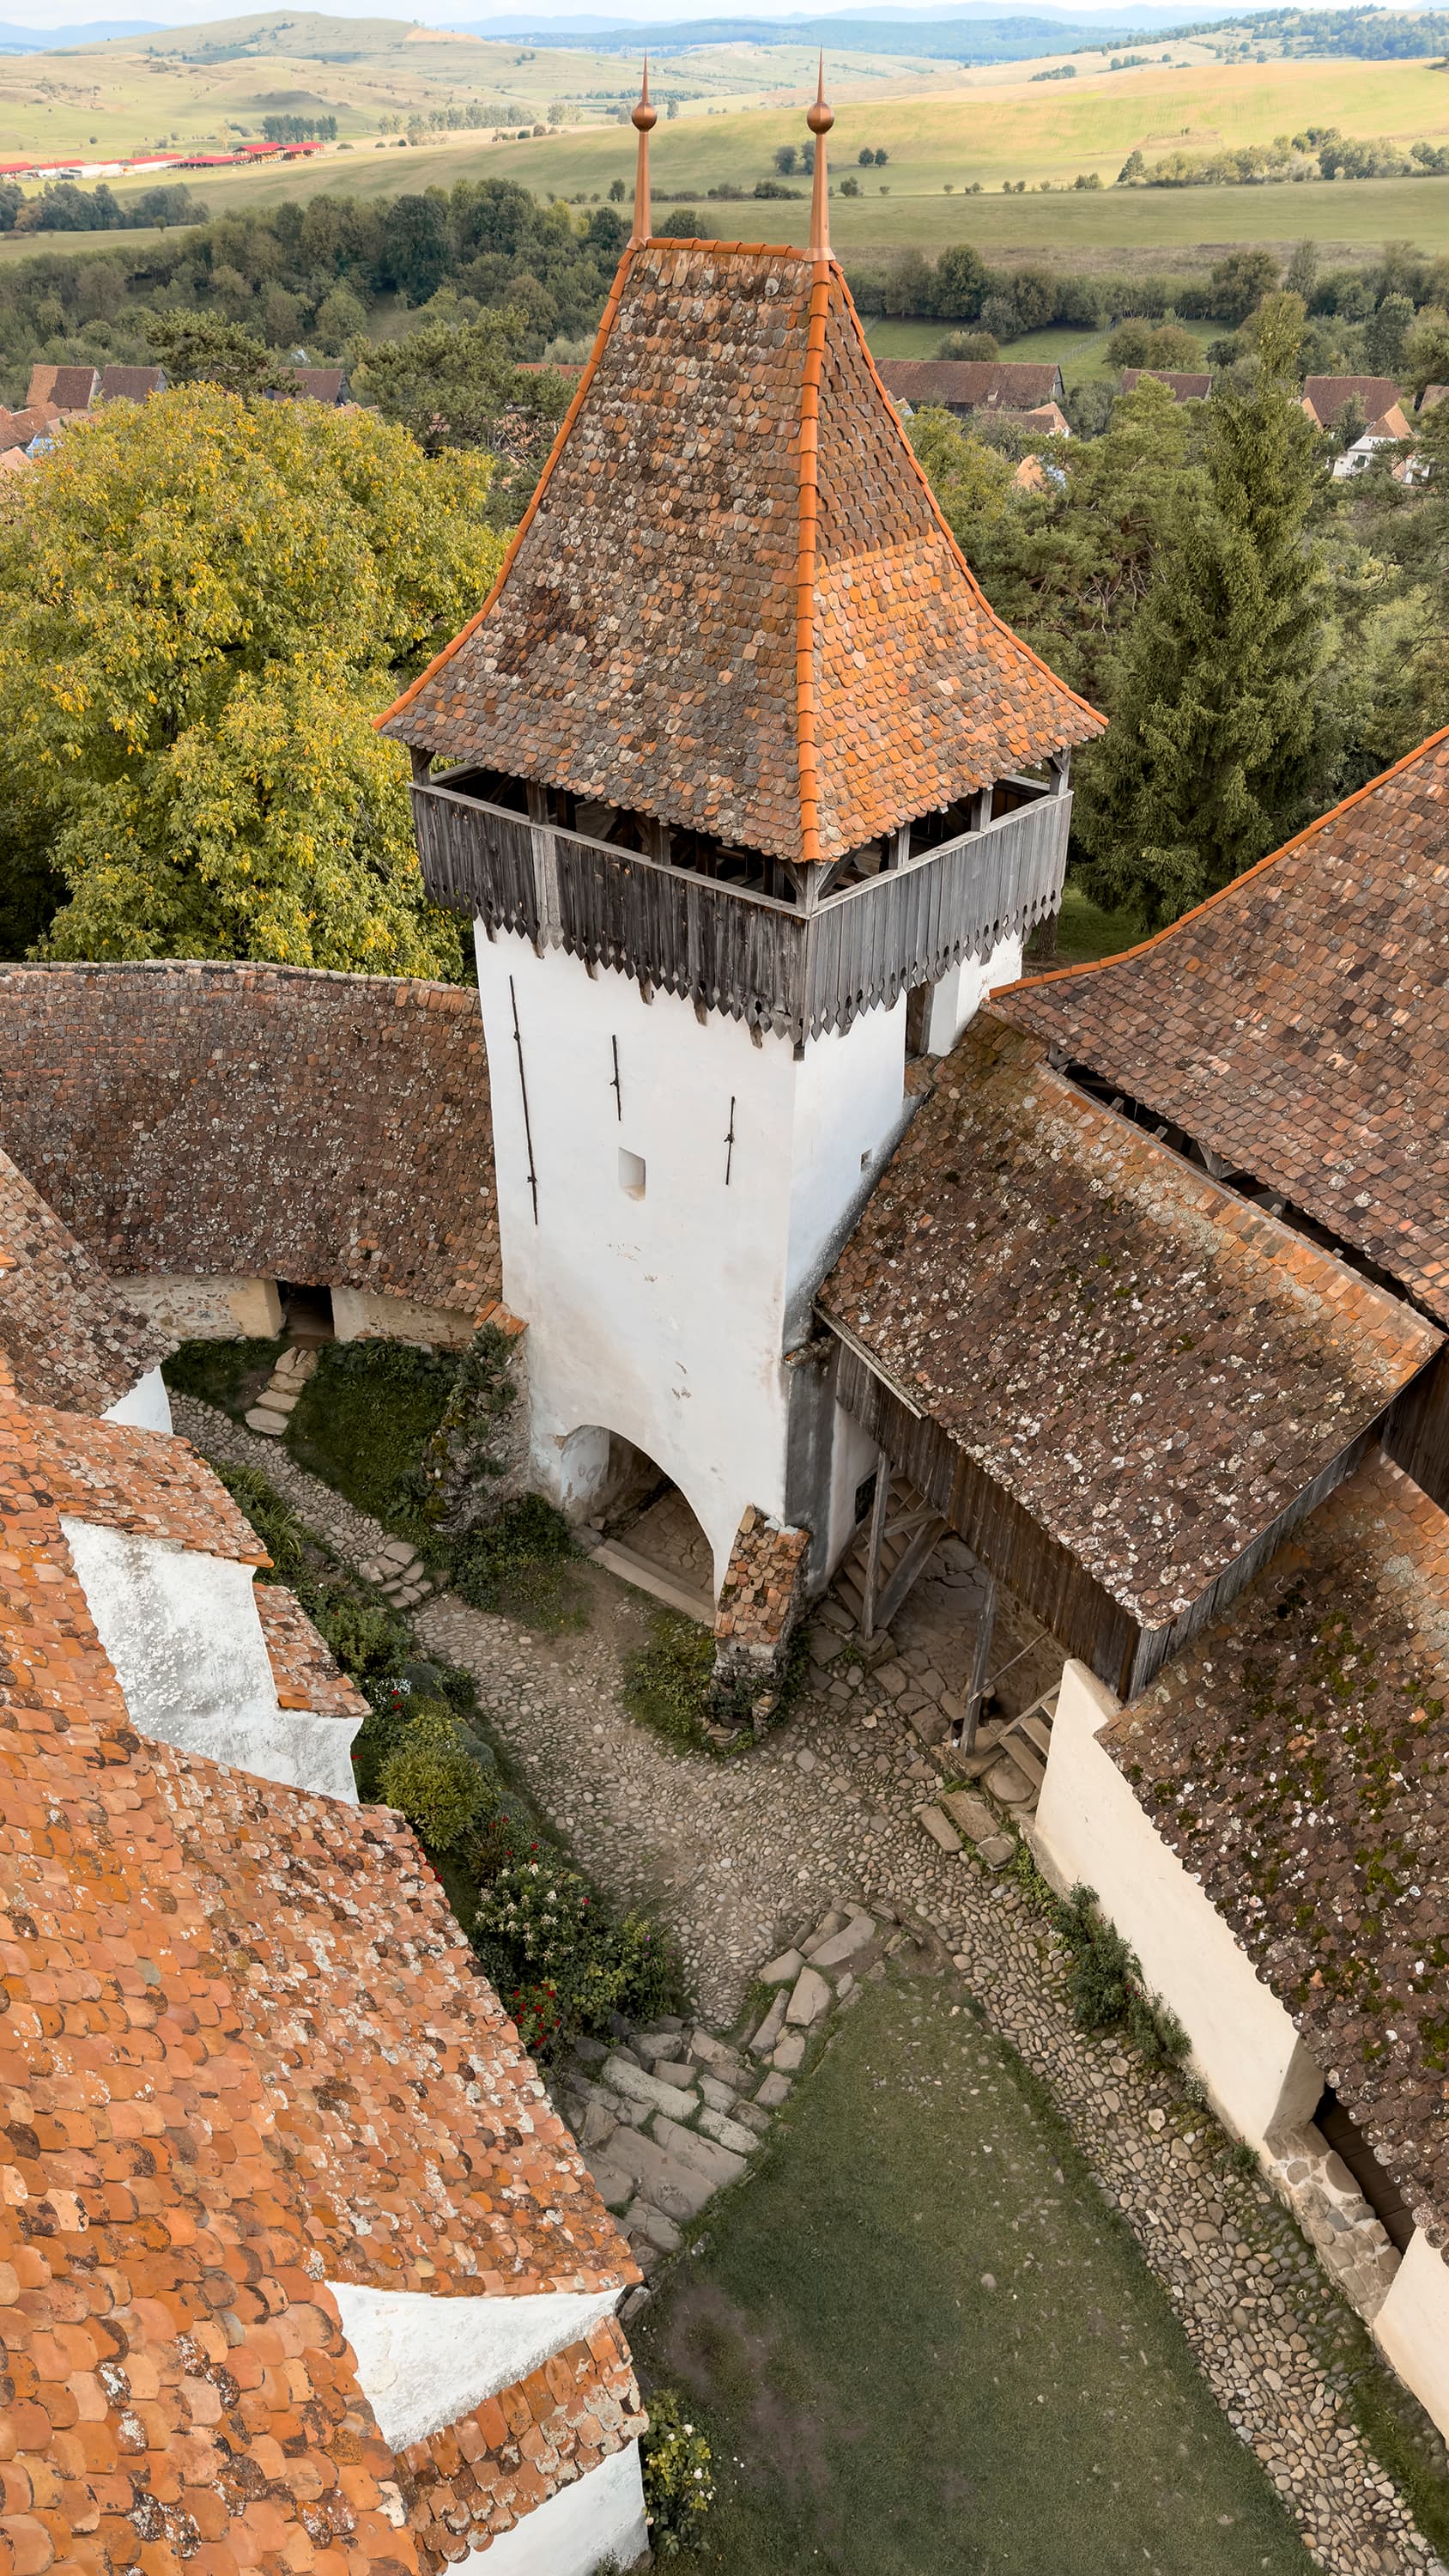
633,1970,1316,2575
9,42,1449,272
864,312,1220,381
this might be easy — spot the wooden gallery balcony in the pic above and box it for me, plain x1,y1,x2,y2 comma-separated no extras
409,765,1072,1045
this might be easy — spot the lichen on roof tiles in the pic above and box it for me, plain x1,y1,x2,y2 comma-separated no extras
381,240,1100,864
821,1015,1440,1627
0,1389,640,2573
999,729,1449,1327
0,961,501,1318
0,1142,167,1415
1103,1448,1449,2249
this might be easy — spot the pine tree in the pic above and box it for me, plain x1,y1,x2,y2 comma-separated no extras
1074,300,1329,928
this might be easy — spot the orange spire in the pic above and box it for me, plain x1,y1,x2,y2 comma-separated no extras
807,52,833,259
630,58,656,246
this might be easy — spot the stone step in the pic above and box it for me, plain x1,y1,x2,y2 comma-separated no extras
584,1536,714,1626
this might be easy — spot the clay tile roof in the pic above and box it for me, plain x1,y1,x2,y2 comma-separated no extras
0,961,501,1318
27,1398,270,1561
0,1143,168,1414
27,361,97,410
96,361,166,401
1361,403,1412,441
1119,368,1211,400
256,1578,372,1717
399,2315,645,2561
997,728,1449,1326
285,363,347,404
877,358,1064,410
1103,1447,1449,2248
1302,374,1403,428
820,1015,1440,1627
0,1391,641,2569
379,240,1100,866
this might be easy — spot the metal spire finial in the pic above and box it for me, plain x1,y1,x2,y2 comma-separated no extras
807,52,833,258
630,57,656,246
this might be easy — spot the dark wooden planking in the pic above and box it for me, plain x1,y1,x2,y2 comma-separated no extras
1384,1348,1449,1511
409,781,1070,1043
829,1337,1143,1698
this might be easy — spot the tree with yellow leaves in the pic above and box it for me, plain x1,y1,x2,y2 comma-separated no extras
0,383,503,969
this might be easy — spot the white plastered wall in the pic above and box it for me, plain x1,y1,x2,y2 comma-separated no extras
328,2281,621,2451
457,2441,647,2576
1032,1660,1322,2151
475,933,906,1589
1033,1661,1449,2441
332,1286,479,1350
103,1365,173,1435
62,1517,360,1801
923,929,1025,1056
1372,2233,1449,2441
119,1273,283,1340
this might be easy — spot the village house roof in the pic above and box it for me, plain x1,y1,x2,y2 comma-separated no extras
876,357,1065,412
96,361,167,402
991,400,1070,437
380,239,1100,866
0,402,56,451
25,360,98,411
1103,1447,1449,2250
0,1386,643,2573
1420,384,1448,413
821,1015,1440,1631
285,362,349,404
1120,368,1211,401
1301,374,1403,430
0,1144,168,1415
998,729,1449,1327
0,962,502,1320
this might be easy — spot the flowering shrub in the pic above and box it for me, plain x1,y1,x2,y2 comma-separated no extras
641,2388,715,2558
471,1851,679,2051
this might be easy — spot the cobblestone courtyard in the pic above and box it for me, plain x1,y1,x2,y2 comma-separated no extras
179,1394,1447,2576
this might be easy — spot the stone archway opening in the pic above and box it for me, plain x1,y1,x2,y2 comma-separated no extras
564,1428,715,1620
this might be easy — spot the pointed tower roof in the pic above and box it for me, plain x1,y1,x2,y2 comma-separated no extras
380,237,1102,865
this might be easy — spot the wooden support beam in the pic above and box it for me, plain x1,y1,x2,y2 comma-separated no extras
859,1460,891,1640
961,1574,998,1753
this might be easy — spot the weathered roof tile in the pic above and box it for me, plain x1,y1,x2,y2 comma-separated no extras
381,241,1099,864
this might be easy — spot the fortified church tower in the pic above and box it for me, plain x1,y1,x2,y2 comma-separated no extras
380,73,1100,1591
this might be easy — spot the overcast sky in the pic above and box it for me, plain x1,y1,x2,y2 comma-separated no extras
7,0,1258,36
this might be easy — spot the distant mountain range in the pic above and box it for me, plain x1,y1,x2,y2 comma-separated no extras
0,16,161,43
453,0,1246,40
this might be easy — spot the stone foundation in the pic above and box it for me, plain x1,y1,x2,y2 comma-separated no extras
1265,2126,1403,2325
119,1273,283,1341
713,1506,811,1724
332,1286,481,1350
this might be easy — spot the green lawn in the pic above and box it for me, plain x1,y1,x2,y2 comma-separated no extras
634,1971,1316,2576
864,313,1218,385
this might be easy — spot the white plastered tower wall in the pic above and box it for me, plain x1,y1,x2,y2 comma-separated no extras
474,925,912,1592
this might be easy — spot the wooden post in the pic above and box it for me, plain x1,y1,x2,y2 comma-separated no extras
961,1572,998,1751
859,1457,891,1641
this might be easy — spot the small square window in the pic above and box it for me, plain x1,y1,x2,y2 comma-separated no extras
618,1148,646,1200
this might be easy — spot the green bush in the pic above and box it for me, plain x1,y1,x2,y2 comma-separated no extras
162,1334,286,1416
622,1612,718,1750
379,1699,494,1849
213,1460,308,1579
641,2388,715,2559
449,1492,583,1630
1055,1884,1190,2066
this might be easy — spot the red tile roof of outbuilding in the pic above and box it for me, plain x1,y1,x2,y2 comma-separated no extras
822,1014,1440,1627
997,728,1449,1326
380,239,1100,865
0,1389,642,2574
